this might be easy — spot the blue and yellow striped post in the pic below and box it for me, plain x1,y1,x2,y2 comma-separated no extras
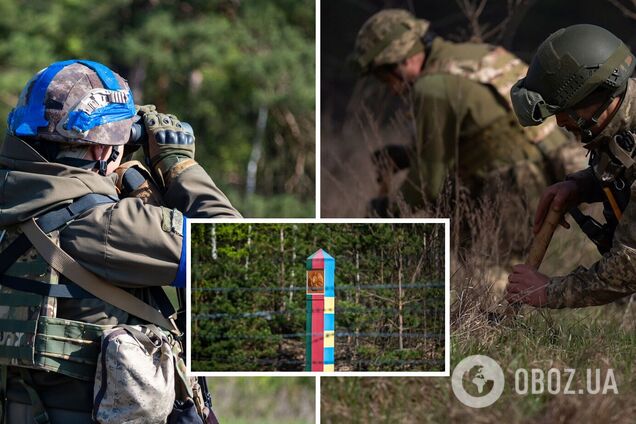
305,249,335,372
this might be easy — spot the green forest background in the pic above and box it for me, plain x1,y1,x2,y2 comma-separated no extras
191,223,446,371
209,377,314,424
0,0,315,217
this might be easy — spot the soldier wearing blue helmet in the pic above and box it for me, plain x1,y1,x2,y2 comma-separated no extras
0,60,234,423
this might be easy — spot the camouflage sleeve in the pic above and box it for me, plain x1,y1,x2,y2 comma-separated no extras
59,199,183,287
162,161,242,218
545,181,636,307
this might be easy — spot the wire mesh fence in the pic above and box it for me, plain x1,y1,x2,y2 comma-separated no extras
191,223,446,371
192,280,446,371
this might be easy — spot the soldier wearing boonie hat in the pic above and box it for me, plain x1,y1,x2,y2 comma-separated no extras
352,9,580,217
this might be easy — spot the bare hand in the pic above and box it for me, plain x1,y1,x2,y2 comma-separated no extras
506,264,549,307
534,180,580,234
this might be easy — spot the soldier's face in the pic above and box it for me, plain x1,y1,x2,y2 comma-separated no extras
376,52,426,94
554,96,621,140
396,52,425,83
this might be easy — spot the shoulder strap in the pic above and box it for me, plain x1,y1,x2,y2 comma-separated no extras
36,193,119,234
0,194,117,275
0,194,118,299
20,218,180,335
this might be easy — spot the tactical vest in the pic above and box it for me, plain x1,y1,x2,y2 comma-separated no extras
0,193,176,382
0,194,120,381
422,44,574,182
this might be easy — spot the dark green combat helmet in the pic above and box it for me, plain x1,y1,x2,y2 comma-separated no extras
352,9,430,74
511,24,635,139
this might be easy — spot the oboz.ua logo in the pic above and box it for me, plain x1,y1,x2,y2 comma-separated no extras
451,355,505,408
451,355,619,408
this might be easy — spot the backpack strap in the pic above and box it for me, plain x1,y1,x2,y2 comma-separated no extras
21,218,180,335
36,193,119,234
0,275,93,299
0,193,118,299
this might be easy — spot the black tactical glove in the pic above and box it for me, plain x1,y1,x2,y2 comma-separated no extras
136,104,195,185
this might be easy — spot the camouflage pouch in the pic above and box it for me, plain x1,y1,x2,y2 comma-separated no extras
93,324,176,424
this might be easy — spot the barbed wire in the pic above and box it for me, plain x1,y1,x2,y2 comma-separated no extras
221,358,444,366
194,358,445,367
196,331,445,340
192,282,445,293
193,306,445,320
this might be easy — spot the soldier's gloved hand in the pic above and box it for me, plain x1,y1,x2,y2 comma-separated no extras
141,109,195,185
135,104,157,116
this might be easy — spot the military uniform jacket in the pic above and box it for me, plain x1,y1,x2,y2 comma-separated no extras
401,37,567,206
0,134,240,414
546,79,636,308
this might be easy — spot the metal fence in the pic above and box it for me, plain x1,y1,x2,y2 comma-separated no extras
192,280,446,371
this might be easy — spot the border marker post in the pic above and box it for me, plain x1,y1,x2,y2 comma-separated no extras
305,249,335,372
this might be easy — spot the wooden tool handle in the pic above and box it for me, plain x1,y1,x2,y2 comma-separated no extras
526,207,563,268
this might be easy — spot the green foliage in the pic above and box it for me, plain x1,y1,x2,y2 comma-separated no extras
210,376,314,424
191,223,446,371
0,0,314,217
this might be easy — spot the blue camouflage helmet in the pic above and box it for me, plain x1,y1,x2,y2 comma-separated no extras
8,60,137,145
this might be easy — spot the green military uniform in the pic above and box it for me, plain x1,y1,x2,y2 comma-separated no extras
352,9,577,214
402,37,570,208
546,79,636,307
0,139,240,422
0,60,237,423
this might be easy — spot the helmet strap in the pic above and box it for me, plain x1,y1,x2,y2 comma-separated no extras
567,89,621,142
56,145,121,176
420,30,436,59
97,146,121,176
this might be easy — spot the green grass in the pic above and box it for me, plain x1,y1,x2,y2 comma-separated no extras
322,305,636,423
321,196,636,423
226,188,315,218
209,377,315,423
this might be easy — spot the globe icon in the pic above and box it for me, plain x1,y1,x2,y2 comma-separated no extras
468,365,489,394
452,355,505,408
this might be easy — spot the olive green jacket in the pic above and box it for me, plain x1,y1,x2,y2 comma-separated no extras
546,79,636,308
0,134,239,293
0,134,240,418
401,38,566,207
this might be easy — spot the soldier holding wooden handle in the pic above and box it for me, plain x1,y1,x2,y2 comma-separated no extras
507,24,636,308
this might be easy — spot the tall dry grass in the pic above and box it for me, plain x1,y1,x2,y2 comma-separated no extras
321,105,635,423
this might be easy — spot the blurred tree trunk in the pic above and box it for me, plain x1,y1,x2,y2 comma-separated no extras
279,226,286,310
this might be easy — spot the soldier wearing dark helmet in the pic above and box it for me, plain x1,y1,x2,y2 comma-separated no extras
352,9,580,215
506,24,636,308
0,60,235,423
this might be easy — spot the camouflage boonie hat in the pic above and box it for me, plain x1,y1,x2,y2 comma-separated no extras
8,60,136,145
353,9,430,73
